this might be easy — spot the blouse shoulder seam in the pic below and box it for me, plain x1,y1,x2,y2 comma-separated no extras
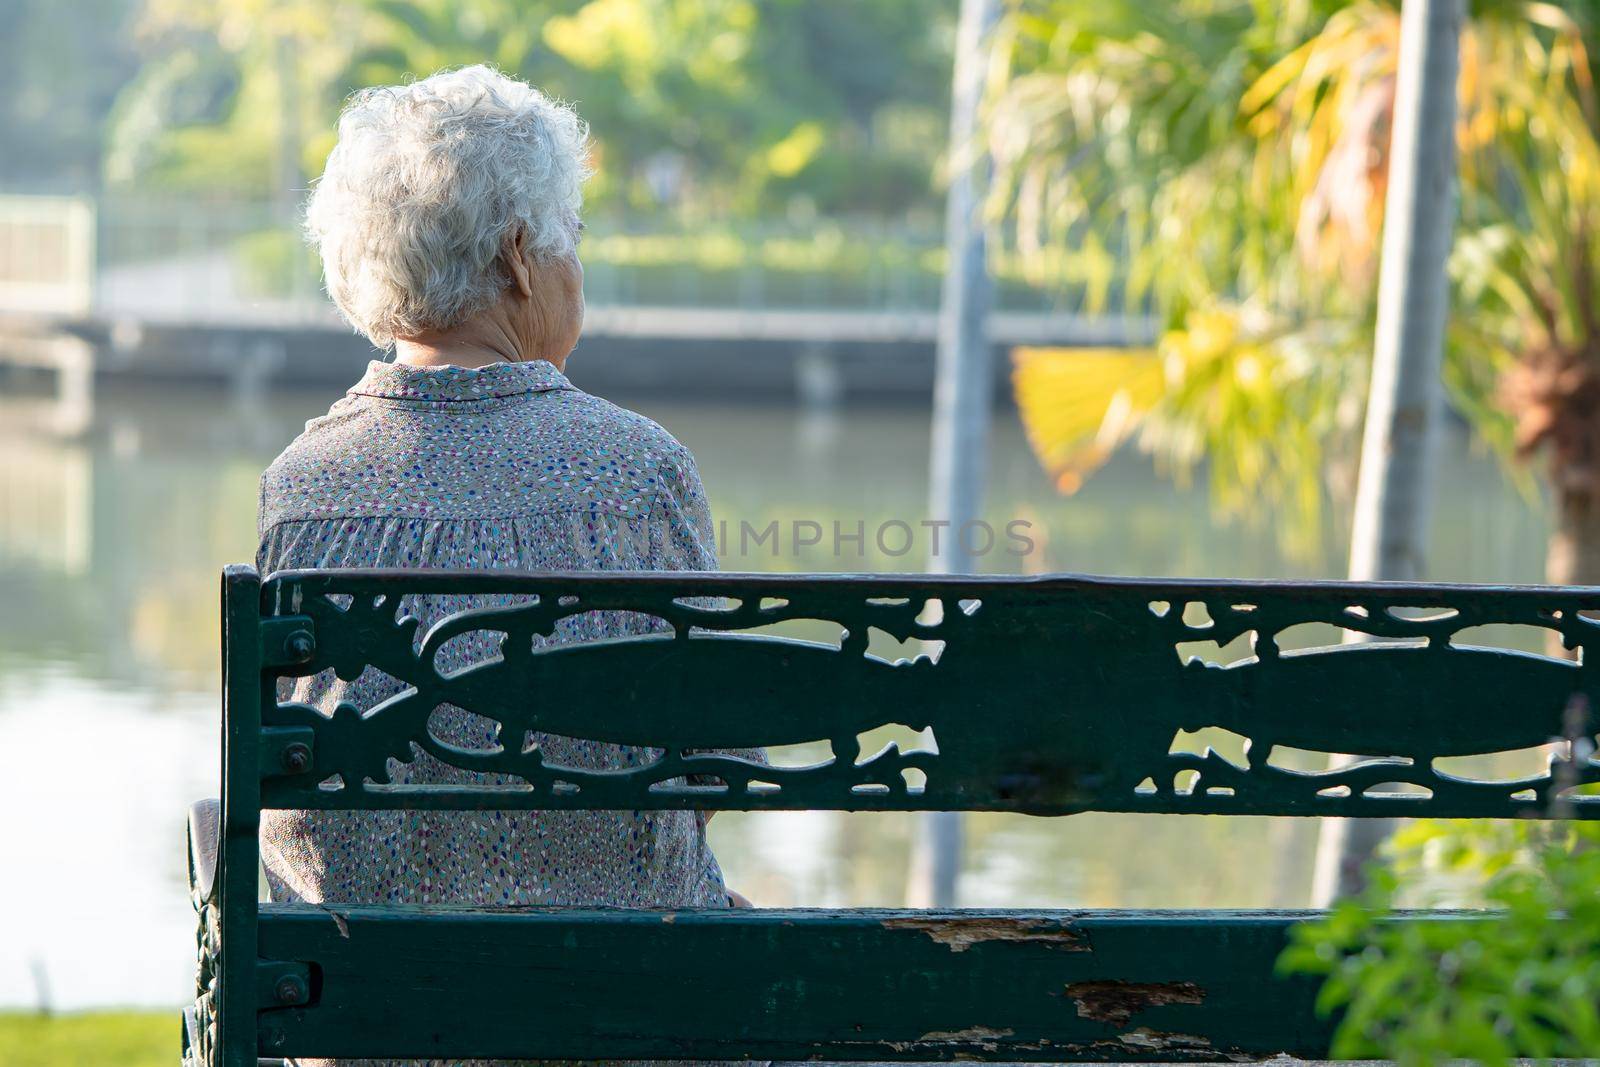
644,443,692,518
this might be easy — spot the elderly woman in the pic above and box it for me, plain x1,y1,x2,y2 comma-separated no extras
258,67,748,1064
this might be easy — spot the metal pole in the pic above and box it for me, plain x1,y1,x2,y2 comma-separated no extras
910,0,999,910
1311,0,1462,907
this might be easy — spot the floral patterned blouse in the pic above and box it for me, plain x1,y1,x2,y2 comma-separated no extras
257,359,745,1067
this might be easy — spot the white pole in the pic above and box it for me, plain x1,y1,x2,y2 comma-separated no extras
910,0,1000,910
1310,0,1462,906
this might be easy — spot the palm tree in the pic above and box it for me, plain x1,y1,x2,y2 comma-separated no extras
990,0,1600,575
989,0,1600,901
991,1,1372,551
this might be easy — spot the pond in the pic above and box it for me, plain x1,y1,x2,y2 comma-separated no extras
0,371,1551,1008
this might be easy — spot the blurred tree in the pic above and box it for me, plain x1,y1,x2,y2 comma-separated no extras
0,0,141,190
995,0,1600,582
997,0,1367,554
105,0,369,195
742,0,953,216
349,0,954,215
102,0,954,219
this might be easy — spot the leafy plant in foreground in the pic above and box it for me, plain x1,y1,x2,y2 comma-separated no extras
1281,818,1600,1064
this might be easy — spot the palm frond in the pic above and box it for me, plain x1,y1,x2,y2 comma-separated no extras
990,0,1600,555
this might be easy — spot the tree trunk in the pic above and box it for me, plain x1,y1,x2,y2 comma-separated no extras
1309,0,1462,908
1547,486,1600,587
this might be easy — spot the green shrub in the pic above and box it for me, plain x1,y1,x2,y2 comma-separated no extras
1281,821,1600,1065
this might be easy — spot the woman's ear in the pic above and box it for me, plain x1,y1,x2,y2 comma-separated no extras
503,227,536,299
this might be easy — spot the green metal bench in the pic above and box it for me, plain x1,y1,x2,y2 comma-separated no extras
182,564,1598,1065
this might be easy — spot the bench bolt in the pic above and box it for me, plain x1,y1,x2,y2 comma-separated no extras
281,742,312,775
274,974,308,1006
283,629,315,661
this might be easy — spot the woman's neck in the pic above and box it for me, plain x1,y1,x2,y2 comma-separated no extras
392,337,514,369
392,314,566,371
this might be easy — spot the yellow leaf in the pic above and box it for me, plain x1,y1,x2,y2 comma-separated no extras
1012,346,1163,494
765,122,826,179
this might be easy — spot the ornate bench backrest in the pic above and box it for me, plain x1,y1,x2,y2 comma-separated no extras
192,565,1598,1067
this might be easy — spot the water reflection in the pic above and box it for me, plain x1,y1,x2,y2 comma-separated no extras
0,378,1552,1007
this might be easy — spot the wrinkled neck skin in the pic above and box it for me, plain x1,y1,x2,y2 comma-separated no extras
394,242,584,372
393,304,533,370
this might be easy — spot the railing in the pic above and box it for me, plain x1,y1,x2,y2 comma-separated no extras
0,195,95,316
3,193,1105,324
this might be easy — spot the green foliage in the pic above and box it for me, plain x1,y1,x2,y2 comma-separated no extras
233,226,322,298
987,1,1332,325
991,0,1600,558
105,0,370,195
988,1,1369,547
0,1011,171,1067
101,0,954,219
1281,820,1600,1064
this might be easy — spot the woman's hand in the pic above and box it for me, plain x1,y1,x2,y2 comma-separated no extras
727,889,754,908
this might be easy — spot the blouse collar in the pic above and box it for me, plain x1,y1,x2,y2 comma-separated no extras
349,359,576,403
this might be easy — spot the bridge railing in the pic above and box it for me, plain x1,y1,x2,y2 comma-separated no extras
0,194,96,317
67,194,1101,321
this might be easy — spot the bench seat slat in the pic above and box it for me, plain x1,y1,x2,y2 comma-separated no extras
252,905,1436,1062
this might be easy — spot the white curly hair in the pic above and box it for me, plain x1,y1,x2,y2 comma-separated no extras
305,65,591,348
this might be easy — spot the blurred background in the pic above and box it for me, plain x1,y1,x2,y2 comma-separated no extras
1,0,1597,1061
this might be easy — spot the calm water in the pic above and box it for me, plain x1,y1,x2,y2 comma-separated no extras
0,373,1552,1009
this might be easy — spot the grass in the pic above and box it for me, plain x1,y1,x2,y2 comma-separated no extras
0,1010,173,1067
